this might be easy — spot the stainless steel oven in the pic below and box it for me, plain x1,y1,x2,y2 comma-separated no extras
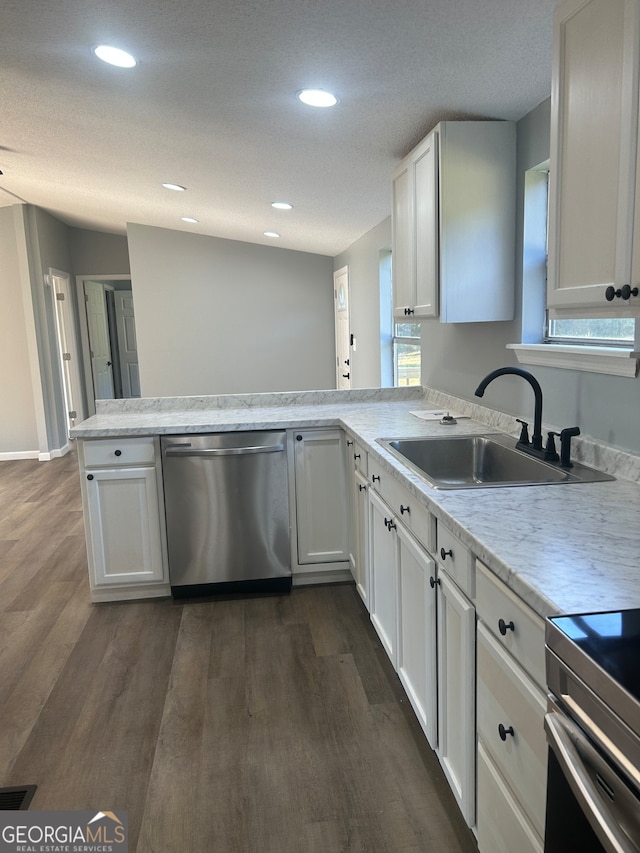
545,611,640,852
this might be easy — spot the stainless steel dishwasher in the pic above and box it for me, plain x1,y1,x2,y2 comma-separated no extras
161,431,291,597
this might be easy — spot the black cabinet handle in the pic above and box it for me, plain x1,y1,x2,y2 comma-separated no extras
404,307,414,315
358,484,367,492
354,453,361,460
498,723,515,741
605,284,639,302
498,618,515,636
347,440,353,447
440,547,453,560
372,474,380,482
87,474,94,481
400,504,410,515
296,435,302,441
429,576,440,588
114,449,122,456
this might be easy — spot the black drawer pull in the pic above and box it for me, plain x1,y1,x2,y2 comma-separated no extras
498,618,515,636
114,449,122,456
440,547,453,560
87,474,94,481
498,723,515,741
400,504,410,515
372,474,380,482
358,484,367,492
429,576,440,588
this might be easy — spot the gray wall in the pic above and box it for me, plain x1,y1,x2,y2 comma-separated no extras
69,228,131,275
0,207,39,454
334,217,392,388
127,223,335,396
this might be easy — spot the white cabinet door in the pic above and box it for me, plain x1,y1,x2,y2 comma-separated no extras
368,489,399,666
547,0,640,317
397,522,437,748
351,468,370,607
391,159,414,316
436,568,476,828
293,429,349,565
392,121,515,323
85,465,165,586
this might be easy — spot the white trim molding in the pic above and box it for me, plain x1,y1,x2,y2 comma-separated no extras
507,343,640,377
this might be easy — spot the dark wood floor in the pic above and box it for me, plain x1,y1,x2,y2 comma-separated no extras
0,447,477,853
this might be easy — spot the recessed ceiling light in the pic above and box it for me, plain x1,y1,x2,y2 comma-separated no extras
297,89,338,108
264,231,280,238
163,183,186,191
272,202,293,210
181,217,199,223
93,45,137,68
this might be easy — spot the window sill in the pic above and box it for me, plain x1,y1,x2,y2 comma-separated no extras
506,343,640,378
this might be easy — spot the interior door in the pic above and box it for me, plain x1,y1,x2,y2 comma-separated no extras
334,265,351,390
84,281,115,401
114,290,141,397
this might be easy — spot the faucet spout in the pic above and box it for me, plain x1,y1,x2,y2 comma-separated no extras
474,367,544,452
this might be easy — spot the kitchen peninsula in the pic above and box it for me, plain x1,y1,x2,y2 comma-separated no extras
71,385,640,618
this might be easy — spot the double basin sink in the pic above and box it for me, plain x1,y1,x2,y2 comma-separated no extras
377,432,614,490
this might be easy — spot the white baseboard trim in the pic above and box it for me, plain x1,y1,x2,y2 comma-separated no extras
38,443,71,462
0,450,40,461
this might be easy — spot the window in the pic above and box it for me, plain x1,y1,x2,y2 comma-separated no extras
546,317,635,346
393,322,421,386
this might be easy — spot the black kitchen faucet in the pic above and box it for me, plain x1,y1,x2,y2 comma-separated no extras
474,366,580,468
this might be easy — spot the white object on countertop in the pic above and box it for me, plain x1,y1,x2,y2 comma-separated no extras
410,410,469,421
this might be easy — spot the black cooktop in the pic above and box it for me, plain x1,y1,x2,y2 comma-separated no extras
549,609,640,707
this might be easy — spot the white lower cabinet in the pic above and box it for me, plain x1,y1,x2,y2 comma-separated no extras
397,522,437,748
368,489,399,665
289,428,351,583
436,565,476,827
79,437,170,601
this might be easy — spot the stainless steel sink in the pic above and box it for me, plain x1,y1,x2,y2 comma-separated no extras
377,433,614,489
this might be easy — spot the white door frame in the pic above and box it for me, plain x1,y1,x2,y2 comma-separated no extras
49,268,86,431
76,274,131,416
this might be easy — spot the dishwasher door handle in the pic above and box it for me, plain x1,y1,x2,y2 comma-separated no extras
163,444,285,457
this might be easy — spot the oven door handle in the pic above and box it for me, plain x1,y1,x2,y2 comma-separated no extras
544,710,638,853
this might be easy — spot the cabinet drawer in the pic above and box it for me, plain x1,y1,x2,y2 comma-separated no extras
477,742,543,853
476,559,545,688
477,622,547,839
82,437,157,468
436,520,474,598
352,440,368,476
369,459,435,553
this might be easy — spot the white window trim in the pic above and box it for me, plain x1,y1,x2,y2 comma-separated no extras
507,343,640,378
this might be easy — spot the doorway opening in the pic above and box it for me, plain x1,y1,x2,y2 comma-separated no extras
76,275,140,415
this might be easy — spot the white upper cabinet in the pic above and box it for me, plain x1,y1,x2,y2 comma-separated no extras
392,120,516,323
548,0,640,318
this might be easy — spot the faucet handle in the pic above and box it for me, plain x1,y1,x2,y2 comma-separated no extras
558,426,581,468
545,432,560,462
515,418,530,446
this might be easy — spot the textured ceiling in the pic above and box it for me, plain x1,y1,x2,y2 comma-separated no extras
2,0,556,256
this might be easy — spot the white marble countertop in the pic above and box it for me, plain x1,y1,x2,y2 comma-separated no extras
71,389,640,620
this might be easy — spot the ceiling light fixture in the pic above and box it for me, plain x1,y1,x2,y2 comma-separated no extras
264,231,280,238
163,183,186,191
93,45,137,68
297,89,338,108
181,216,199,223
272,202,293,210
